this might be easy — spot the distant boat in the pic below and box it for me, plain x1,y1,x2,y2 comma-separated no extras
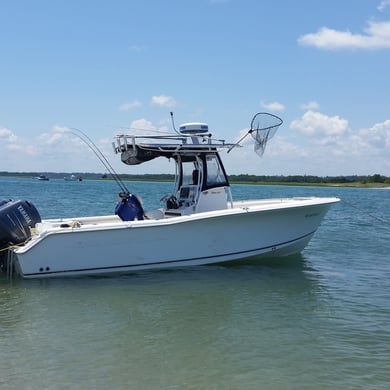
64,174,82,181
35,174,49,181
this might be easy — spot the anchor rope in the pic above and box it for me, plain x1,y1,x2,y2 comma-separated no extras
341,199,390,227
0,242,28,253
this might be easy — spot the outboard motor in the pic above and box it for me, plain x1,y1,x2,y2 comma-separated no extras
115,193,144,221
0,199,41,270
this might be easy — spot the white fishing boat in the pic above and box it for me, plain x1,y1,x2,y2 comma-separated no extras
0,113,339,279
64,174,82,181
35,174,49,181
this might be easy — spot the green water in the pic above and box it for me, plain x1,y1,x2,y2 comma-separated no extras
1,178,389,389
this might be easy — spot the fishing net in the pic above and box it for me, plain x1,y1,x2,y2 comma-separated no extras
249,113,283,157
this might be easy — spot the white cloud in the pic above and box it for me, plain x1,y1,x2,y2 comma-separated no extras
230,127,252,152
290,110,348,137
228,114,390,176
285,115,390,174
38,125,70,145
0,126,18,144
298,21,390,50
0,127,30,155
129,44,146,52
151,95,176,107
267,136,309,158
130,118,155,131
119,100,142,111
354,119,390,151
0,126,74,161
2,116,389,176
126,118,173,139
0,127,12,137
313,118,390,168
260,101,285,112
126,119,159,137
286,109,384,173
378,0,390,12
299,101,319,111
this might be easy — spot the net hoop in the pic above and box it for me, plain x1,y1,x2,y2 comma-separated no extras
249,112,283,157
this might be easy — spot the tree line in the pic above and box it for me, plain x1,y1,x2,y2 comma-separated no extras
227,173,390,185
1,171,389,185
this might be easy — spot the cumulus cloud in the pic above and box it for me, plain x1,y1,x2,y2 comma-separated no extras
288,112,390,173
260,101,285,112
0,126,68,156
299,101,320,111
211,114,389,174
32,125,117,169
127,119,159,137
129,118,156,131
0,126,18,143
319,118,390,162
0,126,27,153
378,0,390,12
38,125,70,145
354,119,390,150
151,95,176,107
290,110,349,137
234,127,250,144
0,127,12,137
298,21,390,50
267,136,309,158
119,100,142,111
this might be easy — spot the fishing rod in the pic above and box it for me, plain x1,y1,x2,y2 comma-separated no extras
70,128,130,197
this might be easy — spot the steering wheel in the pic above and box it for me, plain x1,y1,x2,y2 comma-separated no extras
160,194,180,209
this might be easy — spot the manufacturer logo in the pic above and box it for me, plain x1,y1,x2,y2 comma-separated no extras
17,205,32,224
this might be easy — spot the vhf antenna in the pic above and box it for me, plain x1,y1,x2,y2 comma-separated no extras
170,111,180,134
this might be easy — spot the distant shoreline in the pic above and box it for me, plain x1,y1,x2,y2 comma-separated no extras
1,172,389,189
229,181,390,189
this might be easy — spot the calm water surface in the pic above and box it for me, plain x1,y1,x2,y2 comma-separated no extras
0,177,389,389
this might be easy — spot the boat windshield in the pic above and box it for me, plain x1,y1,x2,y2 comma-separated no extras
178,153,228,191
205,154,228,188
180,158,202,187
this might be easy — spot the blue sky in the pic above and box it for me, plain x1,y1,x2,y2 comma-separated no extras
1,0,389,176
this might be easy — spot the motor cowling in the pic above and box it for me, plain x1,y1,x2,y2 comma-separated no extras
0,199,42,249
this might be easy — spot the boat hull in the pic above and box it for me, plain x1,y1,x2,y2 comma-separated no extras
11,197,339,278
